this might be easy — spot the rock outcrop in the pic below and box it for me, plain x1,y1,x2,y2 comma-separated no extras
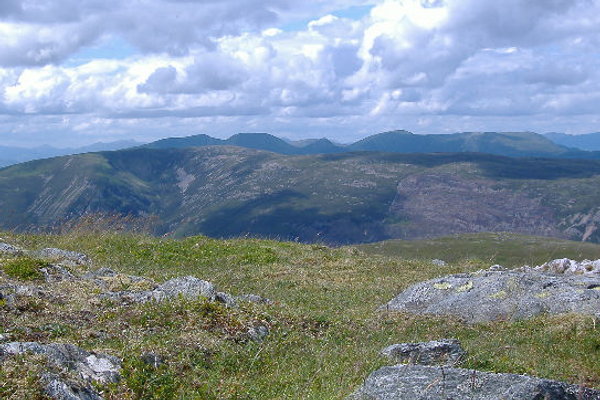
348,364,600,400
0,342,122,400
35,248,91,267
102,276,217,303
381,339,466,366
0,342,121,384
381,269,600,323
536,258,600,275
0,242,23,256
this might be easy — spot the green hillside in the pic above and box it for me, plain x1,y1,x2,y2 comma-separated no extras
2,147,600,244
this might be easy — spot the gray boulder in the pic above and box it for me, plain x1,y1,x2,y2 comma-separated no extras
0,342,121,384
36,248,91,267
41,373,103,400
104,276,216,304
381,339,466,366
348,364,600,400
382,269,600,323
0,242,23,256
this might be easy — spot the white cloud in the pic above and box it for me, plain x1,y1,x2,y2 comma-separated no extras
1,0,600,145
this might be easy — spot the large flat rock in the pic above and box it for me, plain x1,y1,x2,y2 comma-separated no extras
349,364,600,400
382,269,600,323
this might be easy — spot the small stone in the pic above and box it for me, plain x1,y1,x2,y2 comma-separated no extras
247,325,269,342
140,352,164,368
431,259,447,267
237,294,272,305
215,291,237,307
380,339,466,366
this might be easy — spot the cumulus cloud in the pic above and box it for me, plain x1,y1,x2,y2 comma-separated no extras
1,0,600,145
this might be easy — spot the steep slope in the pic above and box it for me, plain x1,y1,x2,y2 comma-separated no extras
2,147,600,244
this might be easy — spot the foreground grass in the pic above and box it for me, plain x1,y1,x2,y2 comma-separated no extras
1,231,599,399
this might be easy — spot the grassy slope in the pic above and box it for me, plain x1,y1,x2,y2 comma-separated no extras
356,232,600,267
1,231,599,399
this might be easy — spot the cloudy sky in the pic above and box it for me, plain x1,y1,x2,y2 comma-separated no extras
1,0,600,147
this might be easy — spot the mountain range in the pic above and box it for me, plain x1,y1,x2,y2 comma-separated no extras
2,145,600,245
143,130,598,158
3,130,600,170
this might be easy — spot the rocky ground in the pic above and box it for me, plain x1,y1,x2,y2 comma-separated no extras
1,243,272,399
1,234,599,399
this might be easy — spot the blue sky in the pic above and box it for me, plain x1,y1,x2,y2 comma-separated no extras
1,0,600,147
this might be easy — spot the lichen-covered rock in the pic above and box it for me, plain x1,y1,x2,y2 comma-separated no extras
381,339,466,366
382,270,600,323
41,373,103,400
41,265,77,283
157,276,215,300
237,294,272,305
536,258,600,275
103,276,216,304
0,242,23,256
348,364,600,400
0,342,121,384
36,248,91,267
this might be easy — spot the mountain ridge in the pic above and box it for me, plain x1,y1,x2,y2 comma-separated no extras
141,130,600,159
3,146,600,244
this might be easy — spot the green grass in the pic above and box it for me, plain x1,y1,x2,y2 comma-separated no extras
356,232,600,267
1,231,599,399
2,257,48,280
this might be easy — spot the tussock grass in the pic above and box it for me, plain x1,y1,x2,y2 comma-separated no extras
1,231,599,398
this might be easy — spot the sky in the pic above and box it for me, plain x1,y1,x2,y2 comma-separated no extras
1,0,600,147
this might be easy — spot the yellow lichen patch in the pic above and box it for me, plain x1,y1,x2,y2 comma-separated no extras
456,281,473,292
434,282,452,290
535,292,550,299
489,290,508,299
